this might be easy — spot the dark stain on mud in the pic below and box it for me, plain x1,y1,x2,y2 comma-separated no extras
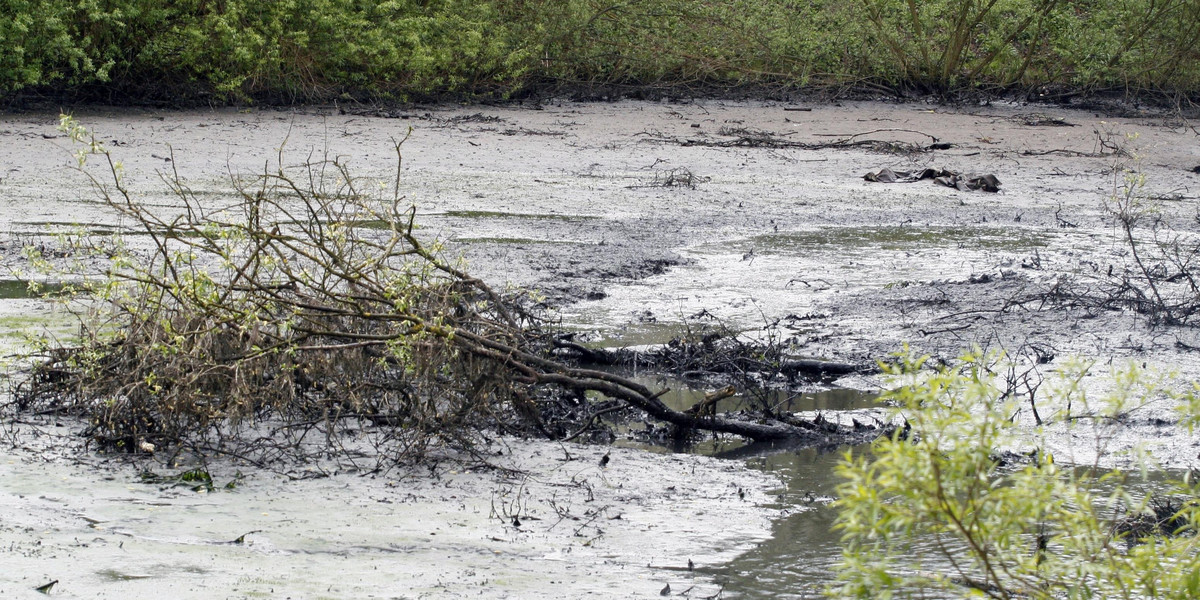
748,225,1048,253
456,236,688,305
441,210,600,222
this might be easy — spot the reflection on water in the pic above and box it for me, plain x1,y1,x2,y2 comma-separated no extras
619,375,1187,599
708,446,969,599
617,374,886,597
626,374,879,415
698,445,1188,599
0,279,67,299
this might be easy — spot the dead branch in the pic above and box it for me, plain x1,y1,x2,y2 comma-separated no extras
814,128,941,143
11,127,876,467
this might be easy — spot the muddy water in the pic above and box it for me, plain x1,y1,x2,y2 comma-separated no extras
721,447,854,598
613,378,883,597
0,279,68,298
620,439,863,598
716,451,1190,598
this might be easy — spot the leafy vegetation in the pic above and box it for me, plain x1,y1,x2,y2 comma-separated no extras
833,353,1200,598
2,0,1199,103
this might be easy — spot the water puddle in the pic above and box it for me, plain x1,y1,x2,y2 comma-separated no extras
13,221,126,235
96,568,155,581
441,210,600,222
0,279,68,299
608,374,884,597
14,221,218,240
707,443,1191,598
0,296,81,359
715,446,859,598
450,236,591,245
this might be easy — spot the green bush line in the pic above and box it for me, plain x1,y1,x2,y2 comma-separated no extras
3,0,1199,104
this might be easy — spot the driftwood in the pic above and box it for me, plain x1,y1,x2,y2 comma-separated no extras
554,338,873,379
864,167,1001,192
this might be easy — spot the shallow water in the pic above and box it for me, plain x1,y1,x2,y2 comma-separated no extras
616,377,884,597
719,446,854,598
703,448,1191,598
0,279,66,299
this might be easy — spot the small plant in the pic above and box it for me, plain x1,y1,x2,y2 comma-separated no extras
1094,146,1200,326
16,117,557,466
1039,141,1200,328
652,167,707,189
138,467,242,492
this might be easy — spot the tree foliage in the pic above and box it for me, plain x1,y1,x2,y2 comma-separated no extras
2,0,1199,102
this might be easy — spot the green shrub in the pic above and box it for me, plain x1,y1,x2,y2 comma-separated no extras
0,0,91,93
2,0,1199,101
832,353,1200,599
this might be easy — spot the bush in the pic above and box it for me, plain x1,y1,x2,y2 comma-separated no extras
3,1,1200,102
18,116,543,464
832,353,1200,598
0,0,538,102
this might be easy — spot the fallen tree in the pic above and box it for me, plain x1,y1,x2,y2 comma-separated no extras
9,117,880,467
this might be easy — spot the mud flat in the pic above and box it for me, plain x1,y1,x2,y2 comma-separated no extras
3,99,1200,596
1,432,780,599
